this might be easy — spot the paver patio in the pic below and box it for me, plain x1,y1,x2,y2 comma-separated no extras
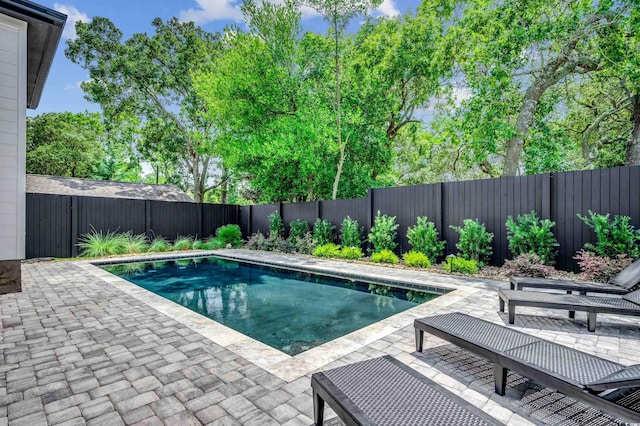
2,249,639,425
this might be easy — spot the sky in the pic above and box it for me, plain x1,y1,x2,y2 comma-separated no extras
30,0,423,117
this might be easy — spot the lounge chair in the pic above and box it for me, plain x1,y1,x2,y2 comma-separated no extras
311,355,503,425
498,287,640,331
414,312,640,423
509,258,640,295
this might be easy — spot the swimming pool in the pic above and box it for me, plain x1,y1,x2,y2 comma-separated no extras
103,256,440,355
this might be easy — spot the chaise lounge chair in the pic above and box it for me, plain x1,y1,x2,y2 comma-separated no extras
498,287,640,331
311,355,503,425
414,312,640,423
509,258,640,295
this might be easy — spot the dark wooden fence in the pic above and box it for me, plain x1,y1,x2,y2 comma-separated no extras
240,166,640,271
26,194,239,259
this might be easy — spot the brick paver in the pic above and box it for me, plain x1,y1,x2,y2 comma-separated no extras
1,251,639,425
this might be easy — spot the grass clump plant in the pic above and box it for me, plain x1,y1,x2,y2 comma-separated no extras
506,211,558,265
450,219,493,266
577,211,640,259
192,239,206,250
121,232,148,254
402,251,431,268
216,224,243,248
148,236,170,252
341,216,363,248
173,236,193,251
206,237,226,250
443,256,478,275
371,249,399,264
368,211,399,253
268,211,284,238
313,243,342,258
77,229,126,257
407,217,445,263
340,246,363,259
314,219,335,246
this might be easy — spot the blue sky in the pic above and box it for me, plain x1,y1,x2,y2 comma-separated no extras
30,0,422,116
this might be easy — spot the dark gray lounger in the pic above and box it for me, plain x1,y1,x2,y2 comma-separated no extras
414,312,640,423
498,287,640,331
311,355,502,426
510,258,640,295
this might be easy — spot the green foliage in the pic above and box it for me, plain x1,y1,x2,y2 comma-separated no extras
121,232,148,254
506,211,558,265
148,237,170,253
173,236,193,251
407,217,445,263
371,249,400,264
402,251,431,268
443,256,478,275
340,246,363,259
77,229,126,257
340,216,363,248
289,220,310,241
268,211,285,238
216,224,243,248
290,233,316,254
314,219,335,246
450,219,493,266
205,237,226,250
368,211,399,253
406,290,433,304
192,240,206,250
577,211,640,259
244,232,267,250
313,243,342,258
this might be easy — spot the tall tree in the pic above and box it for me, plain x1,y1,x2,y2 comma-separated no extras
66,17,225,201
299,0,382,199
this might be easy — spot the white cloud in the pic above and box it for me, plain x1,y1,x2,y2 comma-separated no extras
64,78,91,91
178,0,243,24
54,3,90,39
375,0,400,17
452,87,472,107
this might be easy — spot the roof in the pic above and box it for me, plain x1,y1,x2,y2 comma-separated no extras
26,175,194,202
0,0,66,109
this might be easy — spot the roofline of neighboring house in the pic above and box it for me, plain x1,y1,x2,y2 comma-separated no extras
26,174,189,191
0,0,66,109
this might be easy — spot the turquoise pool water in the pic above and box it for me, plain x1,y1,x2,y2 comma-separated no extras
103,257,439,355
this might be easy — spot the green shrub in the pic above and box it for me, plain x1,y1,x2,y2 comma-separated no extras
341,216,363,248
290,232,315,254
267,235,295,253
450,219,493,266
216,224,243,248
205,237,226,250
371,249,400,264
340,246,363,259
121,232,148,254
314,219,335,246
192,240,206,250
268,211,284,238
505,211,558,265
148,236,170,253
289,220,310,242
577,210,640,259
402,251,431,268
313,243,342,258
77,229,126,257
368,211,399,253
244,232,266,250
443,256,478,275
173,236,193,251
407,217,445,263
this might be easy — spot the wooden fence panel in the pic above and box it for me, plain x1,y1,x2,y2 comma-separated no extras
25,194,72,258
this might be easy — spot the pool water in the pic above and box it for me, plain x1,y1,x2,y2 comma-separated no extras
103,257,439,355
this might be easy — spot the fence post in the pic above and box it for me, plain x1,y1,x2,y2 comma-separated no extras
145,200,152,240
367,189,374,252
248,205,252,236
542,173,552,220
198,202,204,240
70,196,78,258
316,200,321,220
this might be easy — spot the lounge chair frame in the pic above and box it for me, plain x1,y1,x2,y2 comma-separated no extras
414,312,640,424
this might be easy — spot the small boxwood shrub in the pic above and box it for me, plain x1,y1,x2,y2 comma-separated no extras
402,251,431,268
173,236,193,251
505,211,558,265
368,211,399,253
574,249,632,283
577,211,640,259
407,217,445,263
313,243,342,258
216,224,243,248
450,219,493,266
502,253,555,278
314,219,335,246
341,216,363,248
289,220,310,242
340,246,363,259
443,256,478,275
268,211,284,238
371,249,400,264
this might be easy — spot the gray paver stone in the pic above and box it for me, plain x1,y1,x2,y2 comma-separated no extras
10,411,48,426
69,377,99,394
132,376,162,393
196,405,226,424
185,390,226,412
219,395,256,419
130,416,164,426
9,398,44,420
114,391,159,414
254,389,292,411
47,406,82,425
149,395,184,418
239,410,279,426
80,396,114,419
44,392,90,414
89,380,131,398
174,387,204,403
121,406,155,425
208,415,242,426
86,410,125,426
269,403,300,423
163,410,201,426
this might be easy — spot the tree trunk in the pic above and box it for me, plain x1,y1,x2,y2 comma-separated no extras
626,94,640,166
220,167,228,204
332,21,342,200
332,142,346,200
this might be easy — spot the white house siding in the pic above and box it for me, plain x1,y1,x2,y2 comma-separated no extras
0,14,26,262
